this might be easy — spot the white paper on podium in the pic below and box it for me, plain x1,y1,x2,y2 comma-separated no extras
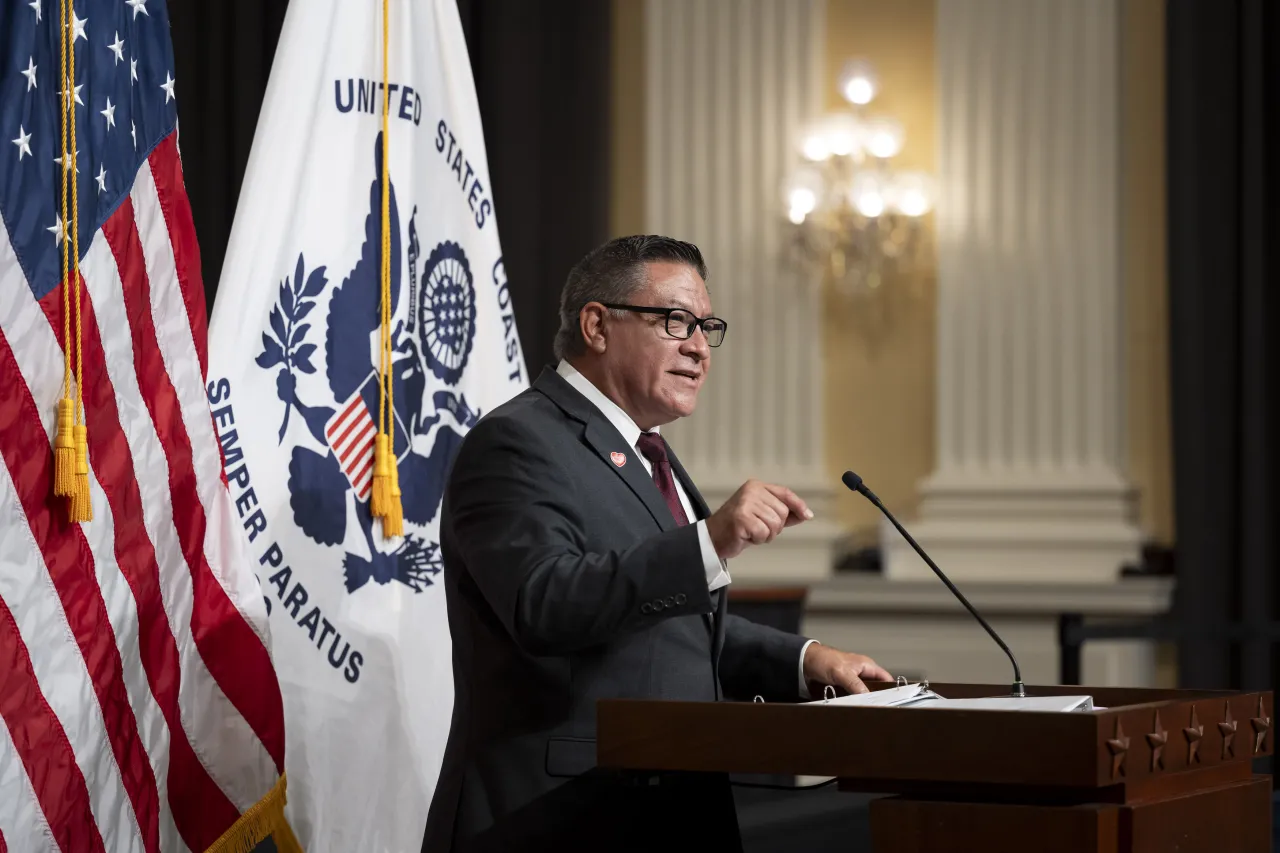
802,683,939,707
910,695,1095,712
803,684,1095,712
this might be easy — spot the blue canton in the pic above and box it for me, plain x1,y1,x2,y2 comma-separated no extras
1,0,177,300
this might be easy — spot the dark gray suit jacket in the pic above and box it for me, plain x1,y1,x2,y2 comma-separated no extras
421,367,811,852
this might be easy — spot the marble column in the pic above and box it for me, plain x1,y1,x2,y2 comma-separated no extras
882,0,1143,583
645,0,839,582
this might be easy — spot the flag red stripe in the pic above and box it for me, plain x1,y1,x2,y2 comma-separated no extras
332,405,370,450
328,396,363,440
36,282,241,852
0,291,160,852
339,423,375,466
0,333,107,853
147,135,208,380
103,199,286,774
349,442,376,480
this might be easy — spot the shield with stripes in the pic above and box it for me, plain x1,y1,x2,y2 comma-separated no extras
324,372,409,502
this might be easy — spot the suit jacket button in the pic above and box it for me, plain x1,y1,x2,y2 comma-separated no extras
675,593,687,605
664,596,675,607
641,602,653,614
653,600,665,612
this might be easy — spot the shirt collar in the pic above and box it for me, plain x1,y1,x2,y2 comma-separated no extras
556,359,656,448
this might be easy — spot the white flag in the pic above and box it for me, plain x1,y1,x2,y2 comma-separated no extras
207,0,526,849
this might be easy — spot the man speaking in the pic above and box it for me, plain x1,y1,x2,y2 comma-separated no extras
423,236,891,852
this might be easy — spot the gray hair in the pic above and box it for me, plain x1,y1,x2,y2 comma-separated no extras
552,235,708,360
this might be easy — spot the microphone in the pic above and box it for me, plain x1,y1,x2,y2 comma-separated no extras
841,470,1027,698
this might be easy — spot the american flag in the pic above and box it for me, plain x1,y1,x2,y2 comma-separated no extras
0,1,289,852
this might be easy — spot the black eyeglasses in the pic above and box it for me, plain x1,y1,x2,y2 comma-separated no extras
601,304,728,347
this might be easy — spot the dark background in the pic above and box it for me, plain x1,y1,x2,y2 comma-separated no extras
170,0,1279,848
1165,0,1277,699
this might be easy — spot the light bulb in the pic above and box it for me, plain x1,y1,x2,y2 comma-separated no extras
864,116,904,159
788,207,807,225
838,59,878,106
856,192,885,218
801,132,830,162
783,166,824,218
821,113,862,157
797,118,834,161
788,187,817,215
890,172,936,217
849,173,886,218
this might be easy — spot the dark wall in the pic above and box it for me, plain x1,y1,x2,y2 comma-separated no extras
173,0,612,377
455,0,613,371
1167,0,1279,693
169,0,289,310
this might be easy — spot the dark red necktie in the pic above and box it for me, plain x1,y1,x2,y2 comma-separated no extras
635,432,690,527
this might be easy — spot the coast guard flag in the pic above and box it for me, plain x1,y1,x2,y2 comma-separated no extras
208,0,526,849
0,0,290,851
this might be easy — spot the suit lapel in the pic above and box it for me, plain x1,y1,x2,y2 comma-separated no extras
534,366,676,533
582,416,676,534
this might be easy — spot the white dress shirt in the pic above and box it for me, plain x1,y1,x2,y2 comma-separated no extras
557,361,817,697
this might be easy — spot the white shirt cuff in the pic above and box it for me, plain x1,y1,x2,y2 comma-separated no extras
798,639,818,699
696,520,731,592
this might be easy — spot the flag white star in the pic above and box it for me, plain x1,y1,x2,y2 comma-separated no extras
108,31,125,64
54,152,79,174
126,0,148,19
12,126,32,161
101,98,116,130
70,10,86,42
130,56,138,84
61,78,84,108
48,214,63,246
95,164,107,193
131,121,137,149
28,0,40,23
21,57,37,91
160,71,176,103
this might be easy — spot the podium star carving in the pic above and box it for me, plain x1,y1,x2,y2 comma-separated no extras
1218,702,1237,759
1251,697,1270,754
1145,712,1168,771
1183,706,1203,764
1106,718,1129,779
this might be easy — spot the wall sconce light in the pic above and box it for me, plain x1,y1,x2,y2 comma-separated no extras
783,59,934,297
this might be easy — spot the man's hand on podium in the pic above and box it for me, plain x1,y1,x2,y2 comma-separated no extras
802,643,893,696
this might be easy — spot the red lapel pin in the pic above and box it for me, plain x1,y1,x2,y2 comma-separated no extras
610,452,626,467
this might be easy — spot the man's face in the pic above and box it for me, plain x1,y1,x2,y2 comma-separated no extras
602,261,714,430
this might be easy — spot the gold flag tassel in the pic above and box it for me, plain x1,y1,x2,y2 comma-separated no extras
56,0,91,521
383,448,404,537
52,0,74,498
370,0,402,535
203,772,303,853
53,399,75,496
68,2,90,522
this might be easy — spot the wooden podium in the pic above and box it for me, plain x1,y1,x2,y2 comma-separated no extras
597,683,1273,852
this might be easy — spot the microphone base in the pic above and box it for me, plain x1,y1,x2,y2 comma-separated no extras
1010,681,1027,698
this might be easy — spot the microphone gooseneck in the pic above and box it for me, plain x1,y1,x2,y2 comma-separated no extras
841,470,1027,698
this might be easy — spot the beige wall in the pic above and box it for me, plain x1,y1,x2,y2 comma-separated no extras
822,0,937,539
610,0,647,238
610,0,1173,545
